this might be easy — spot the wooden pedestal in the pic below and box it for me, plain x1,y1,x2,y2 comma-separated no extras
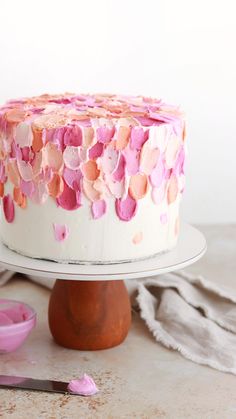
48,279,131,350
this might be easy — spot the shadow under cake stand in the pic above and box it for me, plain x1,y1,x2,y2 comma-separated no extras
0,223,206,351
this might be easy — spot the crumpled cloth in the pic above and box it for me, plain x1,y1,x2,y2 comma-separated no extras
1,268,236,375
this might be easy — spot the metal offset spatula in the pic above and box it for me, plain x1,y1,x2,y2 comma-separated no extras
0,375,73,395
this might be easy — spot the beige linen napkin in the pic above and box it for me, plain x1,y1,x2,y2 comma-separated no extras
1,268,236,374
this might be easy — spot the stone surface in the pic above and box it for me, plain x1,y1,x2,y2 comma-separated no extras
0,225,236,419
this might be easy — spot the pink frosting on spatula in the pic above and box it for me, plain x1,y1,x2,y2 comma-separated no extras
68,374,98,396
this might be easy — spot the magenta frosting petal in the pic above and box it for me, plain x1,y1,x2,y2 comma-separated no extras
64,125,82,147
57,181,81,210
115,194,137,221
3,194,15,223
88,142,104,159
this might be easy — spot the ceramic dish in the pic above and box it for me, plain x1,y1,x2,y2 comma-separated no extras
0,299,36,353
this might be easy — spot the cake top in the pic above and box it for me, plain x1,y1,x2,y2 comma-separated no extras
0,93,183,131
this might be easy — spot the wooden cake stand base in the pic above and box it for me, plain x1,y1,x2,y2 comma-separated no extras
0,224,207,351
48,279,131,350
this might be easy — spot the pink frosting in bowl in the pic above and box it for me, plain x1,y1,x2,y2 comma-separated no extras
0,299,36,353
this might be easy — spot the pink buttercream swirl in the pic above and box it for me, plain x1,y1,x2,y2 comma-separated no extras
67,374,99,396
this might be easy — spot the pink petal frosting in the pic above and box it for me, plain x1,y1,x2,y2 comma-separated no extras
91,199,107,219
150,156,165,187
112,154,126,181
67,374,98,396
97,126,115,144
123,147,139,176
160,213,168,224
115,194,137,221
101,147,119,175
130,127,148,150
3,194,15,223
53,223,69,241
20,180,35,198
63,168,82,191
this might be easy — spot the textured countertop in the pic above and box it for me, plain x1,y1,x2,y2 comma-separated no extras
0,225,235,419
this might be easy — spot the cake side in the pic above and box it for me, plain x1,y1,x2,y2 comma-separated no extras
0,93,186,263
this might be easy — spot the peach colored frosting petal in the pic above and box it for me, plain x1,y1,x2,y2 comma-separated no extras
3,194,15,223
44,143,63,172
48,174,64,198
132,231,143,244
0,183,4,198
91,199,107,219
53,223,69,241
31,182,48,205
13,187,27,208
32,127,44,152
83,179,101,202
129,173,148,200
0,161,7,183
7,159,20,187
167,175,178,204
83,127,94,148
115,194,137,221
116,126,130,150
15,122,33,147
140,143,160,175
82,160,100,181
17,160,33,182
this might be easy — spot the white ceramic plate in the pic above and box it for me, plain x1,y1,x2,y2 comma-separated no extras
0,223,206,280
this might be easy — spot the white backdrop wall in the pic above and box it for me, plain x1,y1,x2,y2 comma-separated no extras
0,0,235,223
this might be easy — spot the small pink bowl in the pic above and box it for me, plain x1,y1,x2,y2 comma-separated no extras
0,299,36,353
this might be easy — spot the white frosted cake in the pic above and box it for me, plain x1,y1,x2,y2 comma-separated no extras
0,93,186,263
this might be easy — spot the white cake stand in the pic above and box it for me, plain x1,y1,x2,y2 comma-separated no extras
0,223,206,351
